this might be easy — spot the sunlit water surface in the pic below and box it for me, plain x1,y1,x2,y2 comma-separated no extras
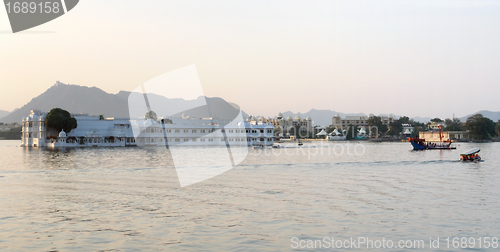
0,140,499,251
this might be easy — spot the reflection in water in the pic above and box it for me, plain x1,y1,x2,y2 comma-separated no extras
0,140,499,251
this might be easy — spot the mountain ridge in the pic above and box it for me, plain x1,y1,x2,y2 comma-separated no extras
0,110,9,120
0,82,249,123
2,82,499,125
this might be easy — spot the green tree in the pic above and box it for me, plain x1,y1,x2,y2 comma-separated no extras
274,127,282,137
145,110,157,121
444,118,462,131
387,116,415,137
326,125,336,134
45,108,78,133
411,126,423,138
466,114,496,140
367,116,388,137
430,117,443,123
496,120,500,138
346,124,355,140
288,125,301,139
0,126,22,140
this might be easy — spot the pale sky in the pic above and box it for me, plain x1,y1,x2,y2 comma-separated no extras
1,0,499,119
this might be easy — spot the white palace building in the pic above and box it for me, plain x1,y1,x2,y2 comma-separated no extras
21,110,274,148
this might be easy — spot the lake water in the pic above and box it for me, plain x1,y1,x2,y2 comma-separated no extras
0,140,499,251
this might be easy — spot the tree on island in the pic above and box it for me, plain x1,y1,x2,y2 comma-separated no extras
444,118,463,131
466,114,496,140
386,116,424,137
496,120,500,138
387,116,409,136
346,124,355,140
430,118,443,123
288,125,301,139
367,116,388,137
145,110,157,121
274,127,282,137
45,108,78,133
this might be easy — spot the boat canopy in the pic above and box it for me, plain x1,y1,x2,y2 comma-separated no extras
329,128,341,136
460,148,480,156
316,129,328,136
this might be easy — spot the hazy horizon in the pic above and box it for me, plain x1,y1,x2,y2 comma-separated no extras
1,1,500,119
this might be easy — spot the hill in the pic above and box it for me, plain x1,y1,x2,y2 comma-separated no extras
459,110,500,122
0,110,9,120
1,82,129,123
0,82,248,123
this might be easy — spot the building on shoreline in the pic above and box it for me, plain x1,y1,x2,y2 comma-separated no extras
419,130,470,142
332,115,368,129
331,114,395,130
21,110,274,148
245,112,313,137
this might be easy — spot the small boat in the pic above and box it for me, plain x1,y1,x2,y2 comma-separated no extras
460,148,481,162
272,144,283,148
252,145,264,149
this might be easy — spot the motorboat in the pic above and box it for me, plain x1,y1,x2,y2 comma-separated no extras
460,148,481,162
